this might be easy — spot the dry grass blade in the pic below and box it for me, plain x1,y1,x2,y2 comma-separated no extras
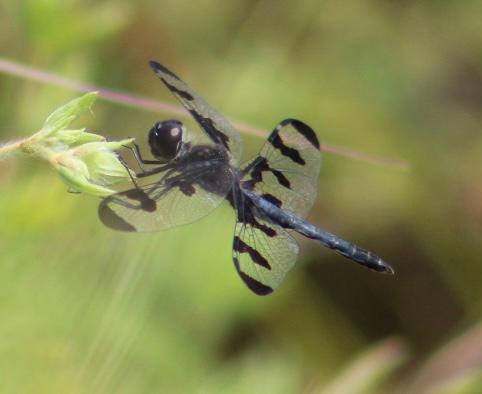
320,337,408,394
411,322,482,392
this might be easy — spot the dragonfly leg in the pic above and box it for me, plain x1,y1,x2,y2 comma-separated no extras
118,141,172,187
131,142,165,165
121,142,165,172
117,154,140,188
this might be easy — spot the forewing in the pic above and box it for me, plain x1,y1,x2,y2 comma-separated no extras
242,119,321,218
233,204,299,295
99,167,232,232
149,61,243,163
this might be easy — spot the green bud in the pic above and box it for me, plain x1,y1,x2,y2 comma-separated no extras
56,165,116,196
53,138,134,196
1,92,135,197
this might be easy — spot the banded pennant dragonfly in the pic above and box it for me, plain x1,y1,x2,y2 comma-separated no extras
99,61,394,295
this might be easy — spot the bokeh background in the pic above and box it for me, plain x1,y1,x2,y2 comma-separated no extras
1,1,482,393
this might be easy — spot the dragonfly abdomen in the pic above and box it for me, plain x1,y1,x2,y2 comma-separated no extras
245,189,394,274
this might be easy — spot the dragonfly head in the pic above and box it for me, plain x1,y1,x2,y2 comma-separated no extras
148,120,185,162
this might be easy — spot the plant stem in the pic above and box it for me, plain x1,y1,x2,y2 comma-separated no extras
0,139,25,157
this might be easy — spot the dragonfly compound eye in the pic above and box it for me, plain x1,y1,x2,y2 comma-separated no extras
148,120,184,161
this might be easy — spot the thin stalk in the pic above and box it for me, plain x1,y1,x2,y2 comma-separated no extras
0,139,26,157
0,58,410,170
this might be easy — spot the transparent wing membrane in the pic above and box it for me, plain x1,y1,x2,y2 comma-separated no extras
99,159,233,232
241,119,321,218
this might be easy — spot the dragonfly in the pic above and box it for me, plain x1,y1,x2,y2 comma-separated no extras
99,61,394,295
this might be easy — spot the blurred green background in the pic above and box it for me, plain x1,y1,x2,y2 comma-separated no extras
1,1,482,393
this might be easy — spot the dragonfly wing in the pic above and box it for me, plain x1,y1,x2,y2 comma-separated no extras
242,119,321,218
149,61,243,163
232,199,299,295
99,165,233,232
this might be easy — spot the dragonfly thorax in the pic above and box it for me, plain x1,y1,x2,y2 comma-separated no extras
177,144,236,196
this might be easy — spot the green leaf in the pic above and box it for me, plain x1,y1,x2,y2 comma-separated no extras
39,92,98,138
